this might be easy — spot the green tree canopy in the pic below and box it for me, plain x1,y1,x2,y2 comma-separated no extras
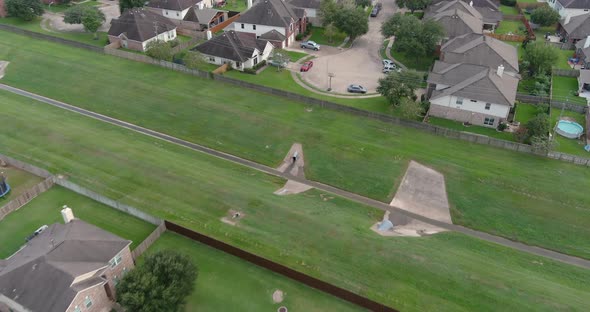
381,13,443,60
81,7,105,39
522,42,558,76
332,6,369,41
182,51,206,70
530,6,560,27
525,113,550,143
377,69,422,105
318,0,338,26
119,0,145,14
396,0,431,13
63,5,86,24
5,0,44,21
398,98,424,120
117,250,197,312
146,40,174,61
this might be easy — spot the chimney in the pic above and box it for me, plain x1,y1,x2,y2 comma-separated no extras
585,35,590,49
469,1,473,6
497,64,504,77
61,205,75,223
206,30,212,40
198,2,204,9
247,0,252,9
564,14,571,25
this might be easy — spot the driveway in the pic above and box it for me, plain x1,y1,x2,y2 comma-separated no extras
298,3,397,93
42,0,120,33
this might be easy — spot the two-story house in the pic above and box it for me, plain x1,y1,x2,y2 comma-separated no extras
0,207,134,312
427,61,518,127
146,0,214,21
426,0,501,33
108,8,178,52
230,0,306,47
548,0,590,18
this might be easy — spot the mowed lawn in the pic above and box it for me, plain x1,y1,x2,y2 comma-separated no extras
1,31,590,260
515,103,542,124
0,186,156,258
552,76,587,105
0,166,43,205
1,91,590,311
308,26,348,46
550,110,588,156
143,233,363,312
427,117,515,141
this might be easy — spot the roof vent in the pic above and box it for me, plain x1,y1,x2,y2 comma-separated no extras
497,64,504,77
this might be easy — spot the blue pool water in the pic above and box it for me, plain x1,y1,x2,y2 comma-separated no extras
556,120,584,139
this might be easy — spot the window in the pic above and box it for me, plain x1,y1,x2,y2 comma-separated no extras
165,11,168,15
110,253,123,268
209,57,215,62
253,56,258,65
455,97,463,105
485,103,491,110
470,99,477,102
84,296,93,309
176,12,179,16
236,62,242,67
241,23,244,29
484,117,495,125
253,25,256,30
74,306,81,312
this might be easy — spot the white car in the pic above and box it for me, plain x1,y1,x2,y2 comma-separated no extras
382,59,395,66
383,63,402,74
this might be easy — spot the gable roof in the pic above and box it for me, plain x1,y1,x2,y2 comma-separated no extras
146,0,201,11
428,61,518,106
183,7,224,24
431,0,499,9
561,13,590,39
557,0,590,9
108,8,177,42
575,36,590,58
473,5,502,24
192,30,269,62
0,220,130,312
441,33,519,73
236,0,301,28
427,8,483,37
425,0,483,19
287,0,320,9
259,29,286,41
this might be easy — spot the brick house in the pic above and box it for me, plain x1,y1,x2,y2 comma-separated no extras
0,0,6,18
108,8,177,52
230,0,306,47
0,207,134,312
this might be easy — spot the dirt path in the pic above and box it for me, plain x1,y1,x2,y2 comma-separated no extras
0,61,9,80
274,143,312,195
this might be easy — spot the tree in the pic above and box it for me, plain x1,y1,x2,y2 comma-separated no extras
183,51,206,70
119,0,145,14
63,5,86,24
525,113,550,143
530,6,560,27
381,13,443,63
396,0,431,14
332,6,369,42
531,135,557,154
82,7,105,40
355,0,371,7
146,41,173,61
523,42,558,76
323,23,337,43
117,250,197,312
270,49,290,71
5,0,44,21
318,0,338,26
398,98,424,120
377,69,422,105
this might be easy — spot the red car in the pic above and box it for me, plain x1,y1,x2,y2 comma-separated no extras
300,61,313,72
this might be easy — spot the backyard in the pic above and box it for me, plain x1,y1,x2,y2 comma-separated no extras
499,5,519,15
552,76,587,105
550,109,588,156
0,166,43,205
1,31,590,261
0,186,156,258
496,20,525,35
143,233,363,312
1,90,590,310
426,117,514,141
514,103,542,124
307,26,348,47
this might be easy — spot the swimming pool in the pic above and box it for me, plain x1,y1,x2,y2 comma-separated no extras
555,120,584,139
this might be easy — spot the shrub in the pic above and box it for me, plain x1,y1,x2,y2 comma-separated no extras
296,33,304,41
169,39,180,48
497,122,508,131
500,0,516,6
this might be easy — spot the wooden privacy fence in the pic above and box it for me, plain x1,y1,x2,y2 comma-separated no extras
552,68,579,77
165,221,399,312
485,33,526,42
0,177,54,221
131,222,167,260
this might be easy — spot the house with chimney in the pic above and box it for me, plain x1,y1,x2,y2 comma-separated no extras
230,0,307,47
0,207,134,312
108,8,178,52
547,0,590,18
192,30,274,70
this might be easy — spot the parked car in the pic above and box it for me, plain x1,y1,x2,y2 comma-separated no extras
370,7,380,17
347,84,367,94
25,225,48,242
383,63,401,73
300,41,321,51
300,61,314,72
268,59,289,68
382,59,394,67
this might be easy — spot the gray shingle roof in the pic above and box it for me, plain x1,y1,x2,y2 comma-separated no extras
236,0,301,28
287,0,320,9
146,0,201,11
557,0,590,9
428,61,518,106
425,0,483,19
561,13,590,40
474,6,502,24
259,29,286,41
183,7,223,24
0,220,130,312
192,30,269,62
425,1,484,37
108,8,177,42
441,33,519,73
431,0,499,9
576,37,590,58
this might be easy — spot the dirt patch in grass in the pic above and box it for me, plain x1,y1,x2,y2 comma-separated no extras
274,143,313,195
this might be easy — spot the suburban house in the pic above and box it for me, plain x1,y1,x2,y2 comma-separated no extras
431,0,500,10
0,208,134,312
180,6,229,32
192,30,274,71
0,0,6,18
427,61,518,127
108,8,177,52
558,12,590,45
548,0,590,18
230,0,307,47
575,35,590,68
440,33,519,76
287,0,320,25
425,0,499,36
146,0,214,21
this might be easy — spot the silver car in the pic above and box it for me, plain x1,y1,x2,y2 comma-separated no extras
300,41,321,51
347,84,367,94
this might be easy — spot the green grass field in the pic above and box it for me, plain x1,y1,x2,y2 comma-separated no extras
499,5,520,15
0,167,43,205
551,76,587,105
496,20,524,35
550,110,588,156
143,233,363,312
0,186,156,258
1,91,590,310
515,103,543,125
390,42,436,71
285,50,308,62
308,26,348,46
555,50,576,70
1,31,590,260
427,117,515,141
